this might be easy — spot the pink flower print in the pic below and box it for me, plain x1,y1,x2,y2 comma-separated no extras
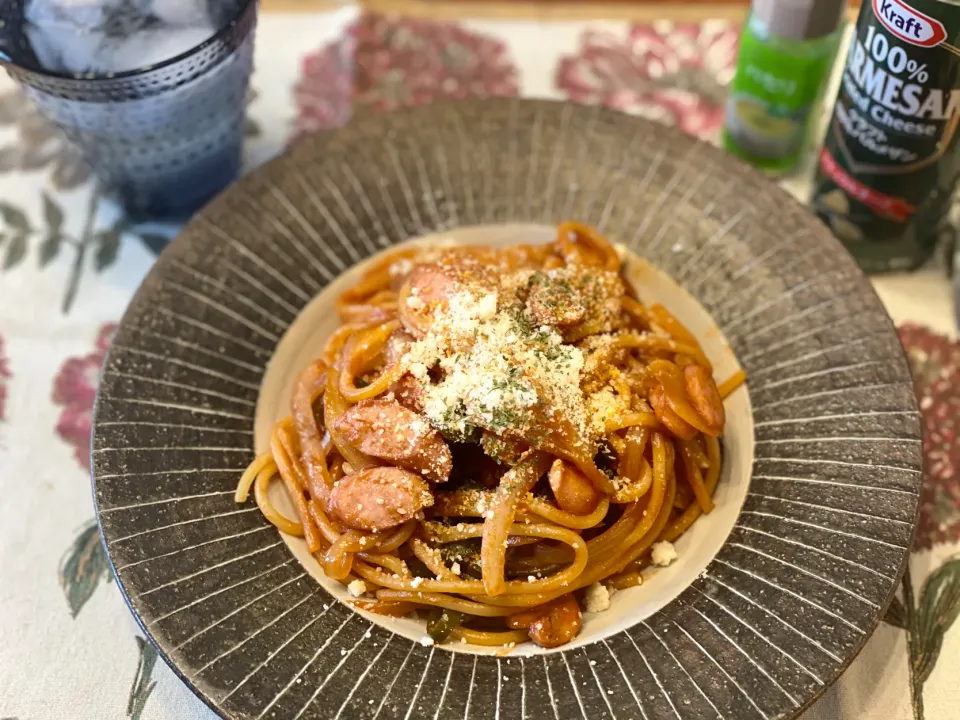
899,323,960,551
294,13,520,138
555,21,739,142
52,324,116,470
0,335,10,422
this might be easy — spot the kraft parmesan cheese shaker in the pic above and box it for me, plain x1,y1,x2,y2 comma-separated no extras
812,0,960,272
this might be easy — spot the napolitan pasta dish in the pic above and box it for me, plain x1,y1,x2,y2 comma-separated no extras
236,222,745,650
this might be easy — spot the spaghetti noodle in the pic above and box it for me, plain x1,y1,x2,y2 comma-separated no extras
236,222,745,649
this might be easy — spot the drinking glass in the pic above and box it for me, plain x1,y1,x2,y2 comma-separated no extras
0,0,259,221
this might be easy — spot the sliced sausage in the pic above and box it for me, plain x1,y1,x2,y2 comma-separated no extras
649,385,697,441
398,258,498,337
506,595,582,649
328,467,434,532
389,374,426,414
334,398,452,482
526,273,585,327
683,364,725,436
552,267,625,342
548,459,600,515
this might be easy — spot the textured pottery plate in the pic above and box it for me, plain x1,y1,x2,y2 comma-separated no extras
92,99,922,720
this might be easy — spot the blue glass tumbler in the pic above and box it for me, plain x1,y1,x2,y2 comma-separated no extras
0,0,258,221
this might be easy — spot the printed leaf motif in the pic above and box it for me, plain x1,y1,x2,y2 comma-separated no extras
39,234,64,268
42,192,64,233
0,201,30,232
61,191,103,314
110,215,133,236
138,233,170,256
127,637,159,720
915,557,960,684
94,228,121,272
3,233,27,270
58,521,110,618
884,595,906,629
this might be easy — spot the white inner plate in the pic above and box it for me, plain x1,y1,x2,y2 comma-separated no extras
254,223,755,655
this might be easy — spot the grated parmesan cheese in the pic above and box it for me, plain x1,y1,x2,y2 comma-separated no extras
651,541,678,567
408,361,428,379
347,579,368,597
476,293,499,319
390,258,414,277
391,253,637,488
584,582,611,613
588,383,629,435
401,271,595,448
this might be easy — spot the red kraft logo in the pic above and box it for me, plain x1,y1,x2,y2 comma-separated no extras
873,0,947,47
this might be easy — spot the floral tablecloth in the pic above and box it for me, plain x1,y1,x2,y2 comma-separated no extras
0,6,957,719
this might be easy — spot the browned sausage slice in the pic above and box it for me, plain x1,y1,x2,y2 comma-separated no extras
328,467,434,531
683,364,725,436
526,273,585,327
649,385,697,441
389,374,427,414
399,259,498,337
334,398,453,482
506,595,583,648
548,459,600,515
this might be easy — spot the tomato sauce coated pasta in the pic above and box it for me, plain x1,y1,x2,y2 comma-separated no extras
236,222,746,649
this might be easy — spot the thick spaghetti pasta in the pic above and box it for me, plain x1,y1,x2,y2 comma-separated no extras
237,223,745,649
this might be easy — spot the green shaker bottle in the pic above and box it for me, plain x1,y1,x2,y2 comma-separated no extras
723,0,847,175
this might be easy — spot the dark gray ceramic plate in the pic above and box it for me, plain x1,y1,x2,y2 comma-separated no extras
92,98,922,720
